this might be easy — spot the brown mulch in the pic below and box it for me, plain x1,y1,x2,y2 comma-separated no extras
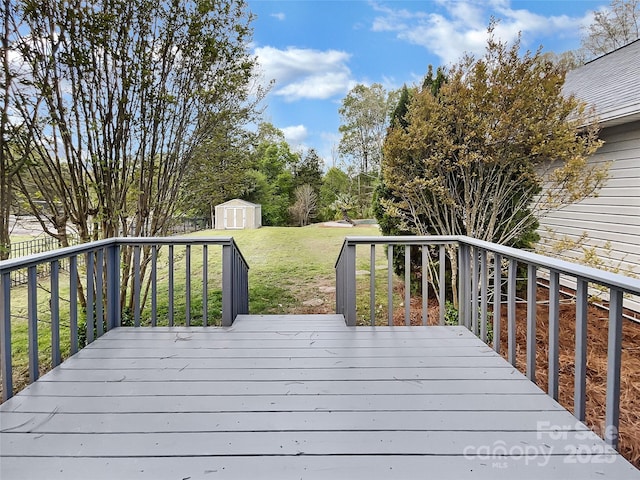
393,286,640,469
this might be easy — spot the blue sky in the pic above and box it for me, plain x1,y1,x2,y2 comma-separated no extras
248,0,608,165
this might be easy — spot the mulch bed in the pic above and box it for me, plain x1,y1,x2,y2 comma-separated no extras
394,286,640,469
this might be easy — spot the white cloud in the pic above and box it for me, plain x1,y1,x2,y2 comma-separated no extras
371,1,588,65
254,46,356,101
271,12,285,21
281,124,308,146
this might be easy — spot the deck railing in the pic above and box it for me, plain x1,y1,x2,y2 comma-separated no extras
0,237,249,401
335,235,640,450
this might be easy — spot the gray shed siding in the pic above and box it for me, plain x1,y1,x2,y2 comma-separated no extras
538,121,640,312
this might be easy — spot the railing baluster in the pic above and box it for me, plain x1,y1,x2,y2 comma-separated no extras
404,245,410,326
605,287,623,449
133,245,141,327
493,253,502,353
344,243,356,326
50,260,61,367
369,244,375,326
203,244,208,327
574,278,588,421
507,258,517,367
526,264,537,382
480,249,488,342
27,265,39,382
95,249,104,337
186,245,191,327
422,245,428,326
69,256,78,354
168,245,174,327
151,246,157,327
86,252,95,344
387,244,393,326
458,244,468,328
222,243,232,327
1,271,13,401
336,254,344,317
106,244,120,330
464,244,472,329
439,245,445,326
548,271,560,400
471,247,478,335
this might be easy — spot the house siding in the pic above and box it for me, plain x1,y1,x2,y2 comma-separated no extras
538,120,640,312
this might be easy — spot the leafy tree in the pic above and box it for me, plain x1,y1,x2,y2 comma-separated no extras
318,167,350,221
244,124,298,226
582,0,640,57
6,0,258,312
338,83,398,216
8,0,256,242
331,193,357,225
380,30,607,303
293,148,323,194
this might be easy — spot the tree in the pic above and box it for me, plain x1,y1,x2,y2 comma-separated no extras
9,0,256,242
289,184,317,227
582,0,640,57
293,148,323,193
380,30,607,303
6,0,258,314
318,167,350,221
338,83,397,216
331,193,357,225
244,124,298,226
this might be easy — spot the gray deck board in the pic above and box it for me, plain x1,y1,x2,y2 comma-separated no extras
1,314,639,479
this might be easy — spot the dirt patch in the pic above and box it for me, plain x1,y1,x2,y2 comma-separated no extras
393,285,640,468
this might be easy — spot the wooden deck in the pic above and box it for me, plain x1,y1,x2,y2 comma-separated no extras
1,314,639,479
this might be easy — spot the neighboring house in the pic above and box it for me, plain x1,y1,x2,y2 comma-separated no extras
214,199,262,230
538,39,640,313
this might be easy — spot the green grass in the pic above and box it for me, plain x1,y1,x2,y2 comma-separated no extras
190,224,384,314
3,224,417,398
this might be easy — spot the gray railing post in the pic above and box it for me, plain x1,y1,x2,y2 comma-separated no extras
471,246,479,335
240,248,249,315
1,271,12,401
574,278,588,421
439,245,446,326
344,242,357,326
507,258,517,367
107,243,121,329
526,264,537,382
605,287,624,449
370,244,376,326
50,260,61,367
492,253,502,353
222,242,233,327
27,266,38,382
548,270,560,400
335,255,343,317
479,249,488,342
458,242,471,328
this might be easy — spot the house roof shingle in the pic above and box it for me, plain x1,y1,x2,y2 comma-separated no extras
563,39,640,127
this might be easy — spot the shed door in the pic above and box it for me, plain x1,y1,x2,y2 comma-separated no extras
225,207,245,229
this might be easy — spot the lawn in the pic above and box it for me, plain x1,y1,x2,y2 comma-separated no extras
190,224,385,315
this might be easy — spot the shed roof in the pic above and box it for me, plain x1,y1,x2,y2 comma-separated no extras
216,198,260,208
563,39,640,128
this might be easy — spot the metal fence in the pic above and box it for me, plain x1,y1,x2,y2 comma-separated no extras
9,236,79,286
335,235,640,450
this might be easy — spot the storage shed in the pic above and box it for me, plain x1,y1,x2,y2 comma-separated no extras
214,199,262,230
